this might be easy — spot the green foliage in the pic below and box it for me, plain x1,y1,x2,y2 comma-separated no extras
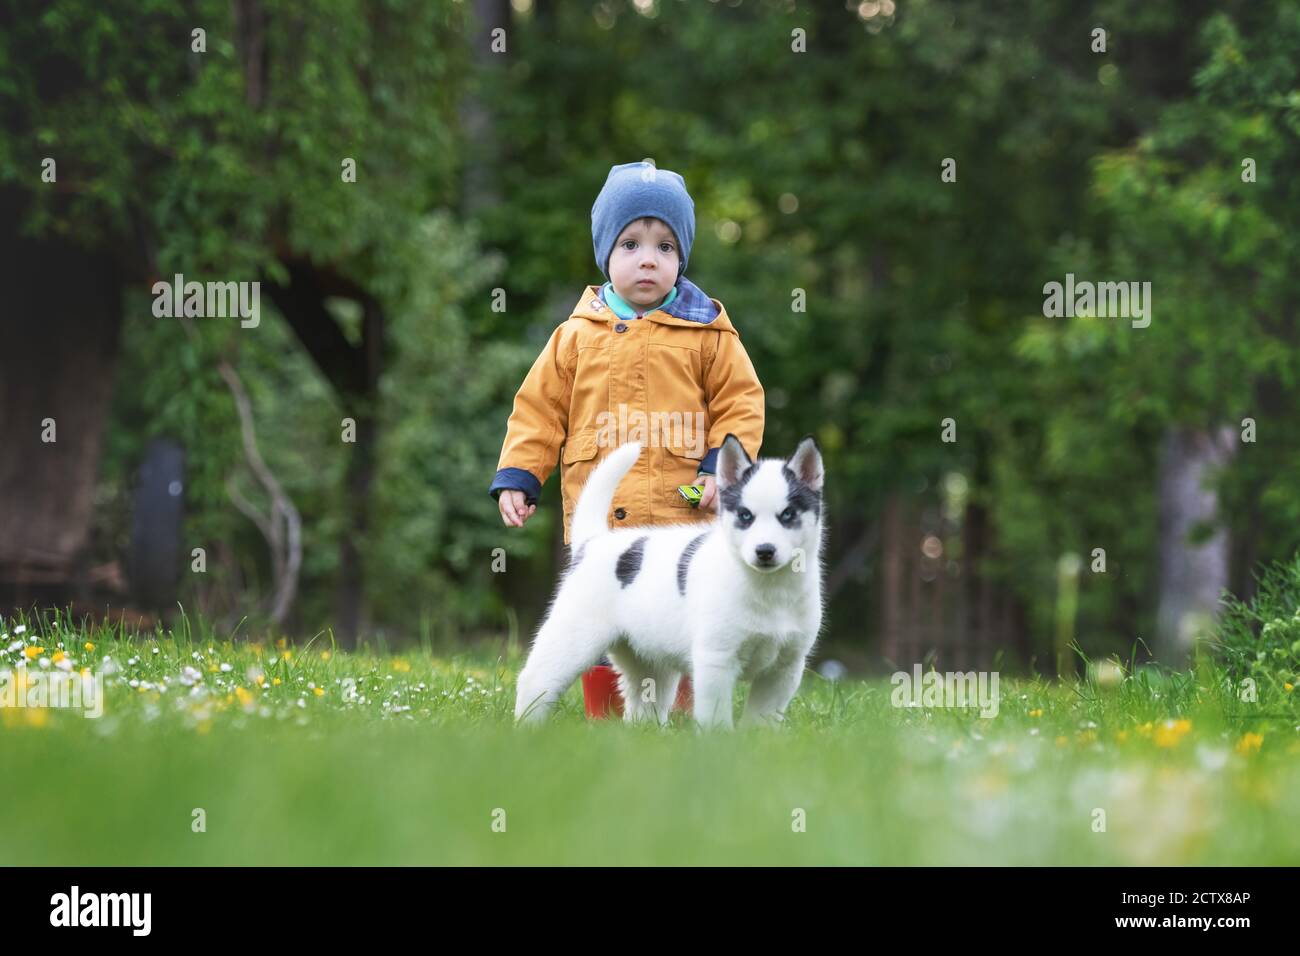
9,0,1300,657
1216,551,1300,685
366,213,542,634
2,0,541,635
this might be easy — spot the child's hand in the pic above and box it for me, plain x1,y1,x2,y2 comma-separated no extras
698,475,718,512
498,490,536,528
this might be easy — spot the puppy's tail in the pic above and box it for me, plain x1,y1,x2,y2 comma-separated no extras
569,441,642,544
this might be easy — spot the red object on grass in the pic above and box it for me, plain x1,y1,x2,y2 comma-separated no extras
674,674,693,712
582,665,624,718
581,666,693,719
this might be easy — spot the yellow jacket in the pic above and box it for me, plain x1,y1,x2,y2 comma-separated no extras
489,278,765,543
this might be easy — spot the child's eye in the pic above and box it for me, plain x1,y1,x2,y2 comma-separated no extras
659,242,674,253
622,240,637,250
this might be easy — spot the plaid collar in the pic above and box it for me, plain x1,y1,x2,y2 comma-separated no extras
599,276,719,324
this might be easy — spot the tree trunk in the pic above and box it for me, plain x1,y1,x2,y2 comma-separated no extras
335,401,378,647
1154,424,1237,666
459,0,511,217
264,260,384,648
879,492,906,667
0,189,124,614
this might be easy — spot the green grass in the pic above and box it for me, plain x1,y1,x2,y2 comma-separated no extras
2,609,1298,865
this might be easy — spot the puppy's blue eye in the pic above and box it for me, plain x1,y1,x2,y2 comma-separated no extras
737,508,753,522
780,508,796,522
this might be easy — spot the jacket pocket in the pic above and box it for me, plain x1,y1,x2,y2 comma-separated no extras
571,346,610,432
560,432,600,521
661,442,706,509
647,342,704,409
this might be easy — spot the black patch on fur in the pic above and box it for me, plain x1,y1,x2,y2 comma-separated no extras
615,536,648,588
780,465,822,524
676,532,709,595
568,541,587,572
718,463,758,513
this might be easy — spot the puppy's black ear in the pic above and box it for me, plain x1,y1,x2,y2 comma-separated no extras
716,433,753,488
787,434,824,492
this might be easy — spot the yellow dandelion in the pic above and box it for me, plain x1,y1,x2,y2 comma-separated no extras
1076,730,1097,745
1285,682,1295,693
281,650,293,661
1028,708,1043,718
277,637,287,649
392,659,411,673
272,677,282,686
51,651,65,664
313,686,324,697
255,674,265,686
1153,718,1192,748
25,708,49,728
23,646,43,659
84,642,95,652
209,663,219,673
1235,732,1263,755
235,686,253,707
321,651,331,661
1116,729,1130,743
1136,721,1154,737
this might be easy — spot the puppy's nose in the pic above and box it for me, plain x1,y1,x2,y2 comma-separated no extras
755,543,777,563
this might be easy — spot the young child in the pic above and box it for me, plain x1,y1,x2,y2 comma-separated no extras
489,160,765,712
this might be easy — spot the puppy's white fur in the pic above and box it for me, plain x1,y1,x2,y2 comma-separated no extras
514,434,825,729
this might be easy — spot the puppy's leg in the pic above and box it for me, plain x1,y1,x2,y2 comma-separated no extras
652,670,683,726
514,603,613,724
605,650,655,723
739,647,808,729
607,647,681,726
691,647,741,730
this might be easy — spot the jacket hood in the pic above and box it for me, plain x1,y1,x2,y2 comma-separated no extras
569,276,737,335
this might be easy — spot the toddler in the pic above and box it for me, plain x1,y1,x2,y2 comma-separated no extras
489,160,765,536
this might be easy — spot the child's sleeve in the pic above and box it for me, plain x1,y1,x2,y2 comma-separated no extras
487,325,573,506
697,329,765,476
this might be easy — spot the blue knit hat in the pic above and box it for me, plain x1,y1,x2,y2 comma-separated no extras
591,161,695,281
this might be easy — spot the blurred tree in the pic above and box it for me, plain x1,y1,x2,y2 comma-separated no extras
0,0,484,644
4,0,1298,666
1021,3,1300,664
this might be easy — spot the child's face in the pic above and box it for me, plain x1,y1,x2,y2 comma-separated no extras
607,217,680,309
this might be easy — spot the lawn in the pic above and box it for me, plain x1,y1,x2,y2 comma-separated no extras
2,610,1298,866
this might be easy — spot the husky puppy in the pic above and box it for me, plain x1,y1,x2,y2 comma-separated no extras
514,433,825,729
